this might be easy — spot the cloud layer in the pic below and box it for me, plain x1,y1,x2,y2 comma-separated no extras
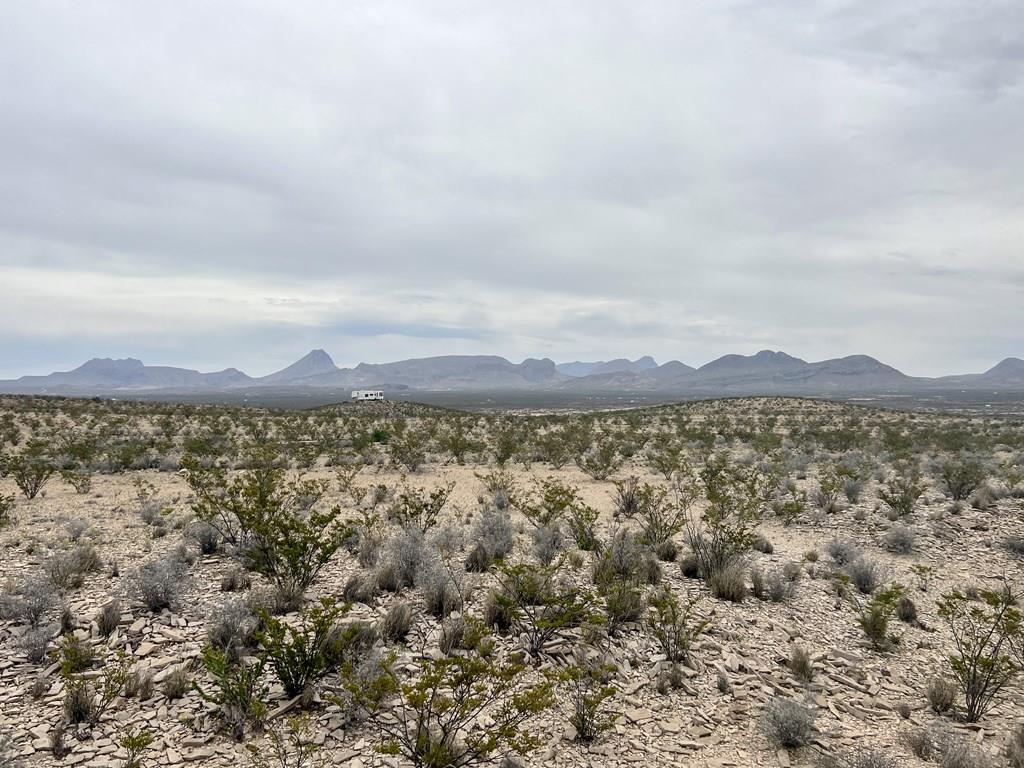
2,1,1022,377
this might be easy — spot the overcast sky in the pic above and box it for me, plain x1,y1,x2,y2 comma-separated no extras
2,1,1022,378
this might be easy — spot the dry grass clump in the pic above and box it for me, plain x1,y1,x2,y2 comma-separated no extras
761,696,815,747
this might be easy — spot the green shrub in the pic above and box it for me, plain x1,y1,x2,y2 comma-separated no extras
257,599,349,698
1,440,56,499
343,636,555,767
388,483,454,534
647,585,710,664
855,584,904,650
685,456,770,578
879,472,925,518
194,645,268,741
938,457,986,501
936,586,1022,721
494,561,599,657
561,656,618,743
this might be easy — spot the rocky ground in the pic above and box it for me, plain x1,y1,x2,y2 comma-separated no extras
0,396,1022,768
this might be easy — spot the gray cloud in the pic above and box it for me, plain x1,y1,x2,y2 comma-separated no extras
0,0,1021,378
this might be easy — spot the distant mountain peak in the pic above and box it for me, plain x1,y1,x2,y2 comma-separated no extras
985,357,1024,375
261,349,339,383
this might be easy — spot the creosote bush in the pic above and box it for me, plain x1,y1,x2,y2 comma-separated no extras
341,631,556,768
936,585,1022,722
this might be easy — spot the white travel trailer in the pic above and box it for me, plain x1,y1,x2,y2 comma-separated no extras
351,390,384,402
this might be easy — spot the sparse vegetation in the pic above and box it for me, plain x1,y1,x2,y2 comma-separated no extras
1,394,1022,767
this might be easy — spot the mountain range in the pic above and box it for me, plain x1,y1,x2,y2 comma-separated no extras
1,349,1023,398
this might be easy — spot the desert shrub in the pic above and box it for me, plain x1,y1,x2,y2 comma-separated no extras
709,559,747,603
494,561,598,657
482,588,514,632
601,578,644,635
855,584,904,650
843,477,865,503
342,573,378,605
124,667,154,701
514,477,578,529
761,697,814,748
66,519,88,542
207,597,260,662
566,502,600,551
376,526,424,593
879,472,925,518
685,457,770,580
245,715,324,768
388,482,454,534
242,500,347,610
772,482,807,525
1000,535,1024,559
789,646,813,683
938,457,986,501
827,539,861,566
936,585,1022,721
654,538,678,561
62,675,95,724
58,632,96,675
388,428,429,471
844,557,884,594
342,634,555,768
1,441,56,499
896,595,918,624
195,645,268,741
464,543,493,573
95,600,121,637
60,469,92,495
0,494,13,528
813,469,844,513
163,666,192,699
468,505,516,564
379,600,413,644
133,554,187,612
884,524,915,554
0,575,56,627
561,655,618,743
615,475,697,548
20,627,51,663
45,543,102,590
926,676,958,713
419,558,466,619
186,520,221,554
119,727,154,768
61,651,132,726
679,552,700,578
220,565,252,592
576,439,624,480
258,599,349,697
530,523,564,566
647,585,710,663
